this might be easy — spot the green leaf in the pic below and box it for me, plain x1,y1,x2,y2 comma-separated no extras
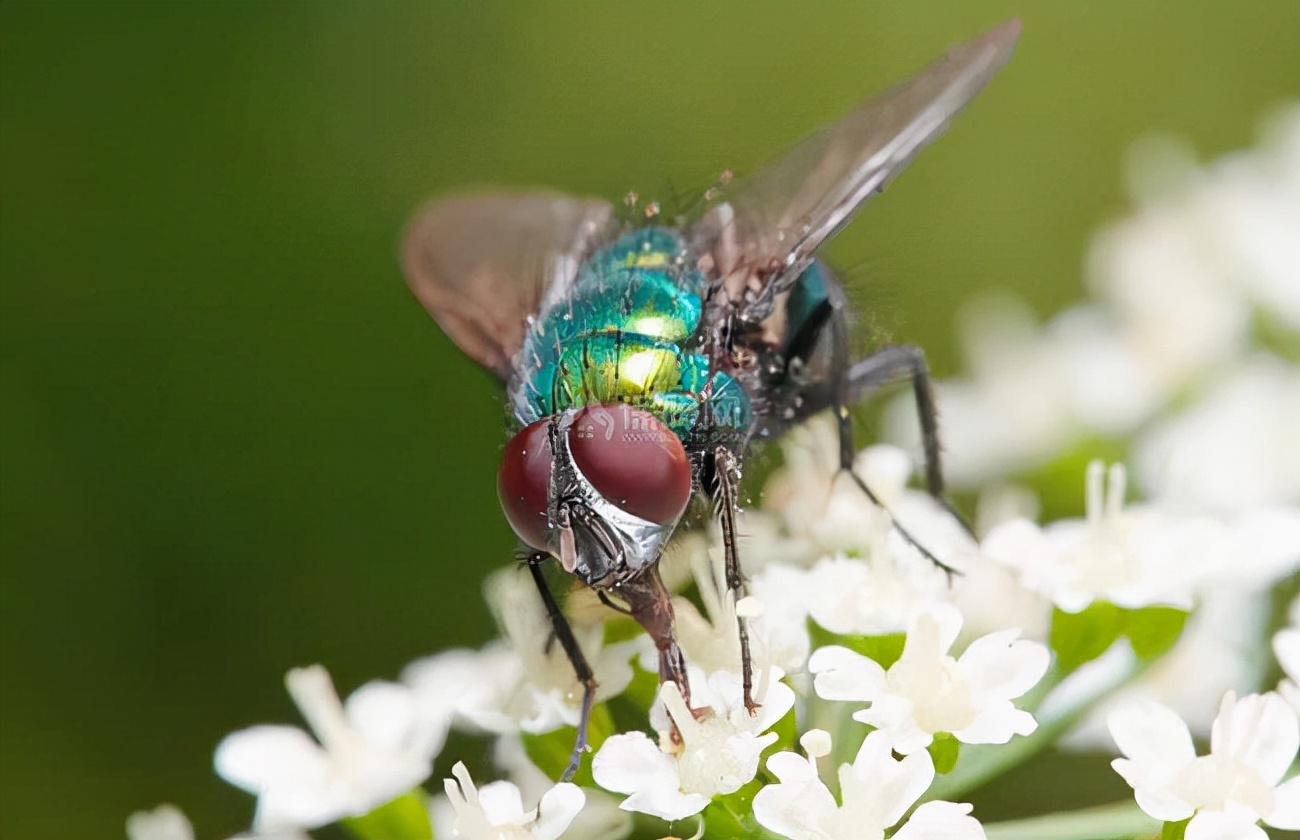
1050,602,1125,671
764,698,799,756
1161,817,1190,840
1051,601,1190,672
606,663,660,736
341,790,432,840
520,703,614,787
703,778,768,839
602,615,645,645
807,619,907,669
928,732,960,775
1126,605,1189,660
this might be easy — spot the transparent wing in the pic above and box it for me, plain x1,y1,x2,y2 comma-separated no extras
694,20,1020,319
401,192,616,378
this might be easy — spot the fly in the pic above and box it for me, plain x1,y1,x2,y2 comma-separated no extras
401,20,1020,780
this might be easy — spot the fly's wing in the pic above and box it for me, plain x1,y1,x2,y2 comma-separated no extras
401,192,617,378
693,20,1020,320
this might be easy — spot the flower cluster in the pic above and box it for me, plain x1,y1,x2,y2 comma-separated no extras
129,105,1300,840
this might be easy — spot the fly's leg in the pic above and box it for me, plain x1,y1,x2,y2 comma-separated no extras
708,445,758,715
837,345,974,532
524,552,597,781
841,345,943,497
822,286,966,574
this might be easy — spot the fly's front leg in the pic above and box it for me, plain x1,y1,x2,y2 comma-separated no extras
524,552,597,781
708,445,758,715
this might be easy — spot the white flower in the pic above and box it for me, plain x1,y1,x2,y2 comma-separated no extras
441,761,585,840
214,665,444,831
888,105,1300,487
804,552,949,637
746,562,816,673
591,670,794,821
982,461,1235,613
888,296,1164,486
672,528,813,677
1092,106,1300,348
673,540,769,675
126,805,310,840
810,603,1048,754
403,567,637,737
761,421,973,570
1133,355,1300,513
753,730,986,840
1109,692,1300,839
948,549,1053,643
126,806,196,840
490,736,632,840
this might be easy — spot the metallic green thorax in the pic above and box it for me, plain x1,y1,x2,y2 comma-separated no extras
510,228,751,442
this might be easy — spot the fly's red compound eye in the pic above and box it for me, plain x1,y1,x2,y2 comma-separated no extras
497,407,693,550
566,406,692,526
497,418,553,551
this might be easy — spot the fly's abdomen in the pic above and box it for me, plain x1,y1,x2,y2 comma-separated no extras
511,228,751,441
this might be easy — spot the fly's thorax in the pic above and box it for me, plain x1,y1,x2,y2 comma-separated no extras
507,227,753,443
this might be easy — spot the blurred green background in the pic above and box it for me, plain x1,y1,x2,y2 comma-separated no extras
1,3,1296,838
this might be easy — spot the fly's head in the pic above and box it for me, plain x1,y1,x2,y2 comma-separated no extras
497,405,693,586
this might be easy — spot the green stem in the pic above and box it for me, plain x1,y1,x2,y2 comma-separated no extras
983,801,1158,840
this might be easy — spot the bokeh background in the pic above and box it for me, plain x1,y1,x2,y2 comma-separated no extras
2,3,1297,838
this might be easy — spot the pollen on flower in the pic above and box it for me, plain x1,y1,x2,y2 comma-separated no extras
661,682,758,795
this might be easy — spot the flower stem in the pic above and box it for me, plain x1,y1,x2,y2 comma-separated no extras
983,801,1157,840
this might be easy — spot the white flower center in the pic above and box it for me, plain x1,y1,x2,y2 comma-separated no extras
888,653,978,733
824,768,889,840
1071,462,1140,592
1173,754,1275,817
662,683,754,797
886,613,978,734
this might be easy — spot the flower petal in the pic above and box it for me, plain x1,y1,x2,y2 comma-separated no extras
214,726,328,793
126,805,194,840
953,705,1038,744
1108,698,1199,823
532,783,586,840
1185,803,1269,840
591,732,709,821
1264,773,1300,830
1210,692,1299,785
475,780,528,826
959,631,1050,701
891,800,985,840
1108,698,1197,770
752,752,838,840
347,680,445,759
810,645,885,702
841,732,934,829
